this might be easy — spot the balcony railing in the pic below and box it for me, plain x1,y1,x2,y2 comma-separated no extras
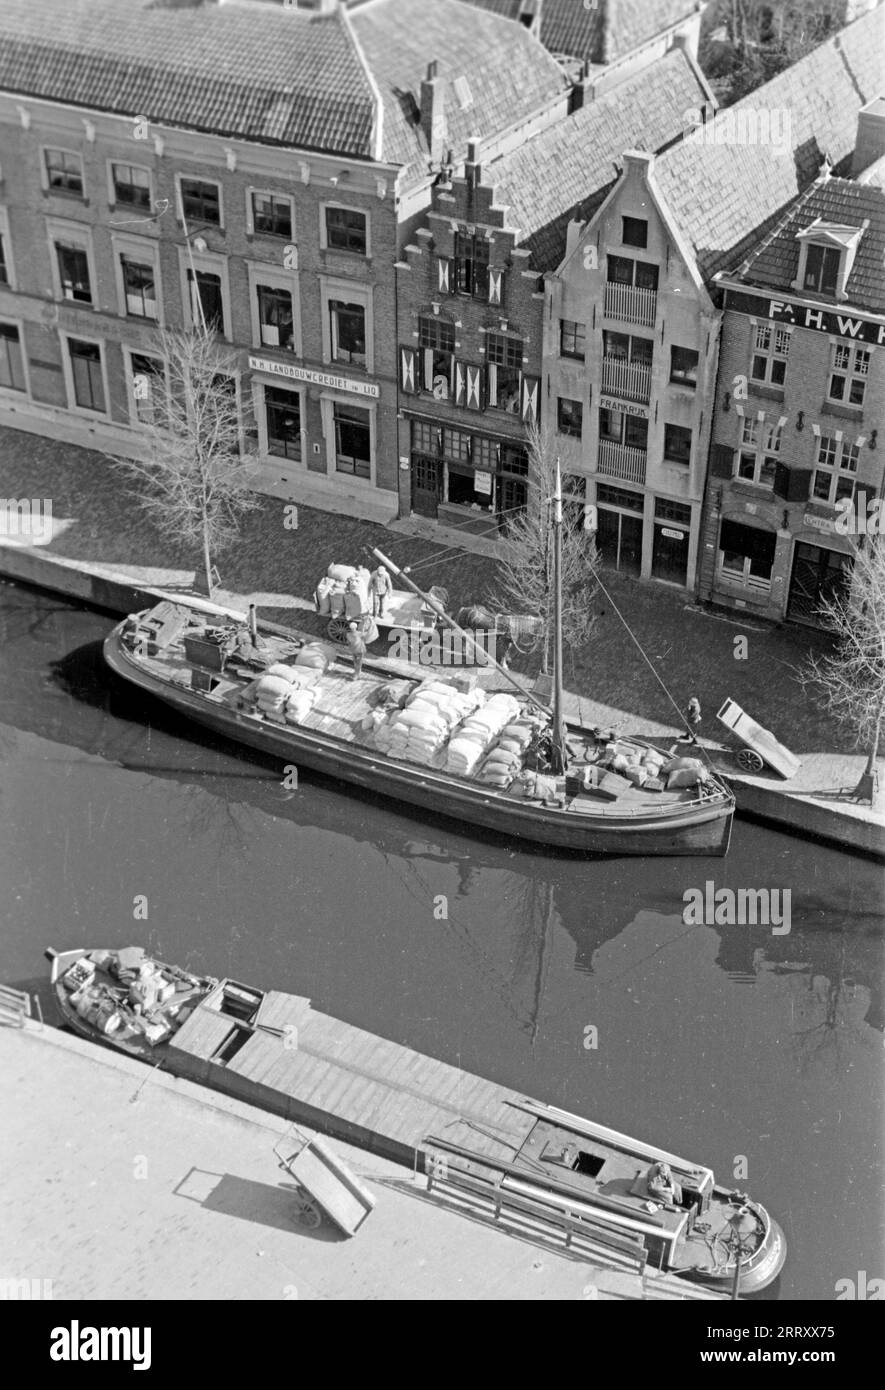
603,281,657,328
597,439,647,485
601,355,651,404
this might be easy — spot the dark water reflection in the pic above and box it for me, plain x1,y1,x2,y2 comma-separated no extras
1,585,882,1300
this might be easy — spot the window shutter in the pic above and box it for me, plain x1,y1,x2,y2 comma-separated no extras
710,443,734,479
787,466,812,503
400,345,417,394
488,269,503,307
454,359,466,408
520,374,540,425
466,364,483,411
422,348,435,392
437,257,452,294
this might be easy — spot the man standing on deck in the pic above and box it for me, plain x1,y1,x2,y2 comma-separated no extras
345,621,367,681
369,565,392,619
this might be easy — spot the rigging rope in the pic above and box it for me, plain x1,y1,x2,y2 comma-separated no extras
591,569,717,770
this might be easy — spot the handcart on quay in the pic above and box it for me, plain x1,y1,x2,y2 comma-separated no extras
273,1129,376,1236
716,697,801,779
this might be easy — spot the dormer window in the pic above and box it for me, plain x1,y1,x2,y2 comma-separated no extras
803,244,839,296
793,220,866,302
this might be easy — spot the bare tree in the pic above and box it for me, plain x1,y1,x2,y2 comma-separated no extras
116,323,260,596
491,424,598,673
702,0,840,102
799,539,885,807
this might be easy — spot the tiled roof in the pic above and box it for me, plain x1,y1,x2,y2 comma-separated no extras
0,0,377,156
731,176,885,314
462,0,697,62
350,0,567,179
0,0,566,178
653,4,885,280
485,46,710,268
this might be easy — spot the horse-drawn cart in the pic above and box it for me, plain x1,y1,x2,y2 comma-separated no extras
273,1130,376,1237
316,563,448,645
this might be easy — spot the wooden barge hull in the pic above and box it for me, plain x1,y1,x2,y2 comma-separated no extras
103,630,733,857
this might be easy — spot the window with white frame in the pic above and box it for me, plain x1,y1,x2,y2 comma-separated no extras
179,177,221,226
334,401,372,478
256,283,295,350
736,416,781,487
0,228,9,287
66,338,105,412
55,241,92,303
250,191,293,239
750,323,790,387
329,299,365,366
44,148,84,197
324,206,367,255
718,519,776,592
111,163,151,210
120,255,157,319
486,331,522,412
560,319,586,360
803,243,841,296
0,322,26,392
827,343,870,406
180,247,229,336
812,434,859,503
128,351,166,426
418,315,455,395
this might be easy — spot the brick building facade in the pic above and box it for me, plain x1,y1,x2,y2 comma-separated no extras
699,164,885,627
396,148,544,532
0,0,566,521
545,152,720,590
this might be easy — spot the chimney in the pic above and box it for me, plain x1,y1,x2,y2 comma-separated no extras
420,61,447,165
853,97,885,178
464,137,482,189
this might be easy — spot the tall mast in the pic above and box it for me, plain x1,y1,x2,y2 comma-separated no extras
551,460,566,774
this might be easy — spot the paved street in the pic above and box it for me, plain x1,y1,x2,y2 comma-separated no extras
0,424,854,762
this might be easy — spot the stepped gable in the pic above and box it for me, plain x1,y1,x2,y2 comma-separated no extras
484,46,710,269
728,175,885,314
653,3,885,280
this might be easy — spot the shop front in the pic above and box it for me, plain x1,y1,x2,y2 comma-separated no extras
651,497,692,586
249,354,380,486
407,417,528,532
594,482,644,576
786,540,854,627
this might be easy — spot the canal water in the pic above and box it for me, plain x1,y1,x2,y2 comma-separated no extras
1,584,882,1300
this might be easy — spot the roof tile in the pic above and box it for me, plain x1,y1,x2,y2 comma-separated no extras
653,5,885,279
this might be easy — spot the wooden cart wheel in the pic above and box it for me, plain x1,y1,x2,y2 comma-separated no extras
736,748,765,773
293,1194,322,1230
327,617,349,644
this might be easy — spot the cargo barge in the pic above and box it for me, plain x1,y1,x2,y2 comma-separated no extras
47,945,785,1293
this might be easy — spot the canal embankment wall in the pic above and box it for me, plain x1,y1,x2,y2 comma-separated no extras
1,1014,729,1301
0,537,881,861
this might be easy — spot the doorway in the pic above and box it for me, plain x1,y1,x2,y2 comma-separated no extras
597,508,643,576
787,542,853,627
411,454,442,519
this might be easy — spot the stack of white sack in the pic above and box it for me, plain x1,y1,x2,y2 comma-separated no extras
382,702,449,764
446,693,521,775
405,679,485,732
255,671,299,722
284,685,319,726
318,563,371,619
